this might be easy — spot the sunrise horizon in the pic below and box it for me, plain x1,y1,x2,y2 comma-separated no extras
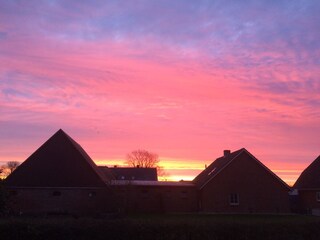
1,1,319,189
0,127,312,186
0,148,305,186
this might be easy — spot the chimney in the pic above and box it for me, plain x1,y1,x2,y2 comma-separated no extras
224,150,231,157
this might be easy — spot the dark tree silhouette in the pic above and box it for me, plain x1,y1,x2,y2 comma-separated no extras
6,161,20,174
1,161,20,177
125,149,168,180
126,149,159,168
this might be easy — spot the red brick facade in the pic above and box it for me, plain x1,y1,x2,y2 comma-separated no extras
296,190,320,214
198,151,290,213
293,156,320,215
6,187,115,216
112,183,197,213
7,130,318,216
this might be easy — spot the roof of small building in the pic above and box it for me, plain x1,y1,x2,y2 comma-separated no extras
110,180,195,187
5,129,109,188
99,166,158,181
193,148,290,190
294,155,320,189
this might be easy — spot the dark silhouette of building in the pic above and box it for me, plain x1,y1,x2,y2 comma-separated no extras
111,180,197,213
193,148,291,213
5,129,114,216
99,166,158,181
6,129,316,215
293,155,320,215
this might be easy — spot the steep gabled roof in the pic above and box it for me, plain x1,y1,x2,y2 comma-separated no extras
193,149,243,189
294,155,320,189
193,148,290,190
5,129,109,187
99,166,158,181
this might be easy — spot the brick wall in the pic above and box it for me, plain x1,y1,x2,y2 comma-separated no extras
6,187,115,216
297,190,320,214
113,185,198,213
200,152,290,213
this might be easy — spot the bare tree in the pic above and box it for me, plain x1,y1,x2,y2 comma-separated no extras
126,149,159,168
156,165,169,181
6,161,20,174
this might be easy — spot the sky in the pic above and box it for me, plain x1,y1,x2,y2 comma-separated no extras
1,0,320,185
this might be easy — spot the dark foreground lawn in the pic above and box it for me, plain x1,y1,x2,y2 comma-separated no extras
0,214,320,240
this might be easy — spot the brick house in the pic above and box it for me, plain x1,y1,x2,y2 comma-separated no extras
293,155,320,215
4,129,115,216
99,167,196,214
193,149,291,213
5,130,296,215
4,129,196,215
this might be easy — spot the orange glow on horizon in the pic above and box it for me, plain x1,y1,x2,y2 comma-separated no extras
94,157,304,186
1,155,306,186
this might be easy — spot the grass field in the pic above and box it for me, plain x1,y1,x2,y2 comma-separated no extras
0,214,320,240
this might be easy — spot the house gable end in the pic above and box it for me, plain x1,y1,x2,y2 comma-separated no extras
5,129,107,188
294,155,320,189
195,148,290,191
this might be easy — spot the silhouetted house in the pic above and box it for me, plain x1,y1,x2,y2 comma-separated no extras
193,148,291,213
111,180,197,213
293,155,320,215
99,166,158,181
4,129,115,216
4,129,296,215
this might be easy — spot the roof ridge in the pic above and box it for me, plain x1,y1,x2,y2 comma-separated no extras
5,129,109,187
192,148,245,189
57,130,110,184
242,148,290,190
194,148,290,190
199,148,245,189
294,155,320,189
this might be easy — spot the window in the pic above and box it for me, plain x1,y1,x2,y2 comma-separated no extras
316,192,320,202
229,193,239,205
89,191,96,197
52,191,61,196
